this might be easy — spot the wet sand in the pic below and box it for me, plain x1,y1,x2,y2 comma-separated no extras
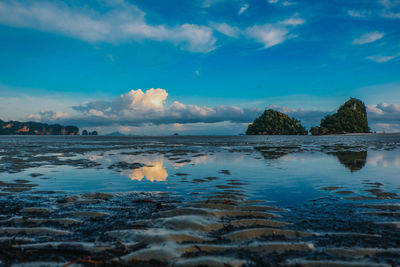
1,179,400,266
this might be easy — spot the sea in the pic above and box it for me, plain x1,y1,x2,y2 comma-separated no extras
1,134,399,208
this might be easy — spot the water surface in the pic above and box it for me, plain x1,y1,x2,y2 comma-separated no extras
1,135,400,207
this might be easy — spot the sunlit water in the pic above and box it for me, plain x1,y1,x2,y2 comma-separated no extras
1,135,400,207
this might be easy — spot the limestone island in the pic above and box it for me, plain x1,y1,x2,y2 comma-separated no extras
310,98,370,135
0,119,79,135
246,109,308,135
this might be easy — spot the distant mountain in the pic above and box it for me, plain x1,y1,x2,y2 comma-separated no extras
0,119,79,135
310,98,370,135
246,109,308,135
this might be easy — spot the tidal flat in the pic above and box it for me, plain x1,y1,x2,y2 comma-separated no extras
1,135,400,266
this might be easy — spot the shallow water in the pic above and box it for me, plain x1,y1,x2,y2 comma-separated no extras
1,135,400,207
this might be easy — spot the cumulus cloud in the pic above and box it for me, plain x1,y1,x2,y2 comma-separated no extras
367,103,400,122
245,17,304,48
30,88,261,126
22,91,400,133
366,103,400,132
0,0,216,53
352,31,384,45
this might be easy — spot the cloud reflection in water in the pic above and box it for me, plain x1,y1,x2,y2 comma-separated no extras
123,160,169,182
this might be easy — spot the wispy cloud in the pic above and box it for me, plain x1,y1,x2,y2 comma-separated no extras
246,25,289,48
282,1,296,6
366,52,400,63
245,17,305,48
0,0,217,53
347,9,369,18
211,22,241,38
238,3,249,15
202,0,224,8
267,0,296,6
346,1,400,19
352,31,384,45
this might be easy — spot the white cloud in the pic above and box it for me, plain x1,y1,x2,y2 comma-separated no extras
281,17,305,26
0,0,216,53
211,22,241,38
379,0,400,18
346,1,400,19
238,3,249,15
366,52,400,63
381,11,400,18
28,110,71,121
367,103,400,132
245,17,304,48
8,87,400,134
282,1,296,6
352,31,384,45
370,123,400,133
202,0,224,8
347,10,369,18
246,25,288,48
30,88,261,126
368,103,400,118
267,0,295,6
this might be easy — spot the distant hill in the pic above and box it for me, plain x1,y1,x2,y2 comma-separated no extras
0,119,79,135
310,98,370,135
246,109,307,135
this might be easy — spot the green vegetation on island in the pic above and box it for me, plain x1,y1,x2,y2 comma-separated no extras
310,98,370,135
0,119,79,135
246,109,307,135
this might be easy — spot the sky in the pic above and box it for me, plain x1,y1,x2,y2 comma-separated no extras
0,0,400,135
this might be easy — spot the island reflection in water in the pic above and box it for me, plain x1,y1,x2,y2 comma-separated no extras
115,148,398,185
328,151,367,172
256,146,368,172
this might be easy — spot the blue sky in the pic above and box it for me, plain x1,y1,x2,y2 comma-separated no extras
0,0,400,134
